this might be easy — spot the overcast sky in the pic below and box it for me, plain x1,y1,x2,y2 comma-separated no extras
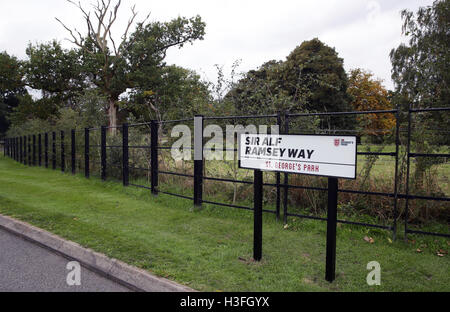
0,0,435,90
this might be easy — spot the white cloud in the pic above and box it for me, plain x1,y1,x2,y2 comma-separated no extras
0,0,436,90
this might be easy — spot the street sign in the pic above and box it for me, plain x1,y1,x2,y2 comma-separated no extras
239,133,358,282
239,134,357,179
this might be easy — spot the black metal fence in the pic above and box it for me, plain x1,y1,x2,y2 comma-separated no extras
3,108,449,240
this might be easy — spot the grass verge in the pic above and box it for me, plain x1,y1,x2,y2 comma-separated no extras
0,156,448,291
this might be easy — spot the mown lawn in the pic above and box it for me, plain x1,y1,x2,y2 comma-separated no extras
0,156,448,291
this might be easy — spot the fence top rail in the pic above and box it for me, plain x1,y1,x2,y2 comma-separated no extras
287,109,398,117
128,122,151,128
158,118,194,124
203,114,278,120
410,107,450,113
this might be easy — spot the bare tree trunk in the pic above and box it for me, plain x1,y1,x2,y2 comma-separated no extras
108,99,117,135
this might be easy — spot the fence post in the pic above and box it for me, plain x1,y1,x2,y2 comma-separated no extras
44,133,48,168
32,134,36,166
404,108,412,242
71,129,75,175
85,128,90,178
28,135,31,165
150,120,158,195
392,108,400,241
19,137,23,163
275,111,281,221
101,125,106,181
24,136,28,165
38,134,42,166
283,112,289,224
61,130,65,172
325,177,338,283
122,123,129,186
52,132,56,169
253,169,263,261
193,115,203,207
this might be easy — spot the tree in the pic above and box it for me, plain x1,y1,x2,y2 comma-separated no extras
0,52,26,137
56,0,206,133
390,0,449,198
348,68,395,140
125,65,211,123
25,40,85,109
227,38,353,129
282,39,352,115
390,0,449,110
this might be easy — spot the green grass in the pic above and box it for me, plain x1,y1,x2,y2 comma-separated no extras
0,155,448,291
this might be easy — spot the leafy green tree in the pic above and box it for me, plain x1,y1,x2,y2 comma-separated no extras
56,0,206,132
390,0,449,201
25,40,85,107
125,65,211,123
0,51,26,137
282,39,352,114
227,39,353,129
390,0,449,110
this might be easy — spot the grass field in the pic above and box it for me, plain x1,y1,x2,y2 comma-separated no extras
0,155,448,291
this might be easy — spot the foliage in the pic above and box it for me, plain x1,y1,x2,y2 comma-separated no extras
25,40,85,105
390,0,449,110
390,0,450,195
57,0,206,129
347,68,395,141
0,51,26,137
124,65,211,122
227,38,354,130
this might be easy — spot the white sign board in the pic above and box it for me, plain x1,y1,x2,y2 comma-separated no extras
239,134,357,179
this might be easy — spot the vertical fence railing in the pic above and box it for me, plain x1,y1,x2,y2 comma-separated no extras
150,120,158,195
85,128,90,178
122,123,129,186
404,107,450,240
193,115,203,207
19,136,23,164
38,134,42,167
32,135,36,166
44,133,49,168
28,135,31,166
101,126,106,181
23,136,27,165
71,129,75,175
275,112,281,220
61,130,65,172
52,132,56,170
283,112,289,225
3,108,448,240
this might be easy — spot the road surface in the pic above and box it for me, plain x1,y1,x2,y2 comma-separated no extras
0,227,131,292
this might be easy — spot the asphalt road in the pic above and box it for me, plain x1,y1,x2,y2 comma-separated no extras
0,227,131,292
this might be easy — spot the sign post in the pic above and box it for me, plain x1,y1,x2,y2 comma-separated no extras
253,169,263,261
239,133,356,282
326,177,338,282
